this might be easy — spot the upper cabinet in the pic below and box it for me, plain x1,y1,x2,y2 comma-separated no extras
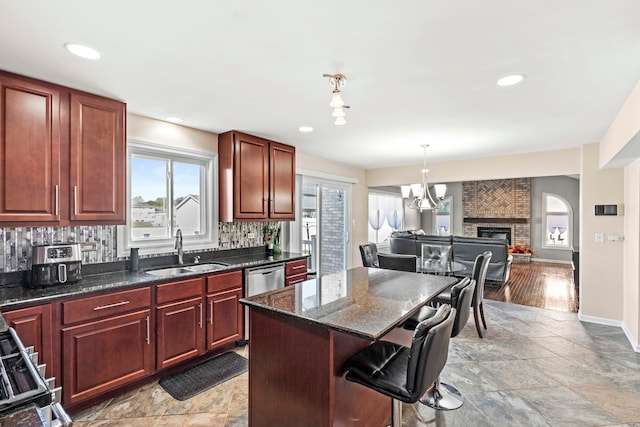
218,131,295,221
69,93,126,223
0,71,126,226
0,74,61,223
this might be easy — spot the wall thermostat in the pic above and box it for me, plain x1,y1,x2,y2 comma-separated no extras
594,204,623,216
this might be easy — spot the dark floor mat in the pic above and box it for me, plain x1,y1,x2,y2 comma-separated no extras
159,352,248,401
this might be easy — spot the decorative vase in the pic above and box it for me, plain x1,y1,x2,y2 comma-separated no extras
273,243,282,254
266,241,274,255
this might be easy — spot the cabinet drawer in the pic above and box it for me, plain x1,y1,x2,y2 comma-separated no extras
206,270,242,294
62,287,150,325
286,272,308,287
156,278,203,305
286,259,307,277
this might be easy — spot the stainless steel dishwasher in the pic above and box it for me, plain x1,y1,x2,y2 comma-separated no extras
244,263,285,340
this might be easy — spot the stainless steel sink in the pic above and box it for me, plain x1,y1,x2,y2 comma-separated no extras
183,262,228,272
145,262,229,277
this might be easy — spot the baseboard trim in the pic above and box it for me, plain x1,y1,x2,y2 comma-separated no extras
531,258,572,265
578,312,639,353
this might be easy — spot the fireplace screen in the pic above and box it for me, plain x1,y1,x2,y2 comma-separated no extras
477,227,511,245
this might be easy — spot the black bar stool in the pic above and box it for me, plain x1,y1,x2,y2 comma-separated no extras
343,305,456,426
403,277,475,410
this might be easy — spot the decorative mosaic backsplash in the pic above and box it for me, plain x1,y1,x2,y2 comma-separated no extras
0,222,277,273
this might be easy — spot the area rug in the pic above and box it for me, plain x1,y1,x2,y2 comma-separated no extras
159,352,248,401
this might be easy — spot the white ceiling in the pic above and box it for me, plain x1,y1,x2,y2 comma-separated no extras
2,1,640,169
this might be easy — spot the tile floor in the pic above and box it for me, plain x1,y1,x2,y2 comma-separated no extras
73,300,640,426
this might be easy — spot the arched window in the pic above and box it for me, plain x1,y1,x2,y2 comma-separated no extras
542,193,572,249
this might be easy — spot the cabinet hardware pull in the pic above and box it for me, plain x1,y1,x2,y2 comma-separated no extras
93,300,130,311
199,303,203,328
73,186,78,216
209,300,213,325
263,198,267,214
145,316,150,344
292,265,305,270
54,185,59,216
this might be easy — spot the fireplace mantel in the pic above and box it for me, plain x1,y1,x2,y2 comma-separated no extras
463,217,528,224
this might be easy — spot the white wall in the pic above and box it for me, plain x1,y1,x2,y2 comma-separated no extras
366,148,581,186
127,113,217,152
623,159,640,347
579,144,625,321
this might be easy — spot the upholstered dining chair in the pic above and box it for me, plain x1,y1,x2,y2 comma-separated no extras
402,277,475,410
359,243,379,268
343,305,456,426
434,251,492,338
377,253,418,272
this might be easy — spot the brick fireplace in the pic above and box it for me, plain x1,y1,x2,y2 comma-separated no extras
462,178,531,247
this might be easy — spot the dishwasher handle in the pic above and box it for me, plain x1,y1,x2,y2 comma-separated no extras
247,264,284,276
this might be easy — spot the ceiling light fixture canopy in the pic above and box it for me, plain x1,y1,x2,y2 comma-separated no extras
64,43,101,60
323,73,350,125
401,144,446,211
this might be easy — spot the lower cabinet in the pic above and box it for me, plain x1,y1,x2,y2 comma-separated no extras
61,309,153,405
2,304,55,379
156,270,243,369
60,287,153,405
285,258,308,286
7,266,250,407
155,277,205,370
206,270,243,349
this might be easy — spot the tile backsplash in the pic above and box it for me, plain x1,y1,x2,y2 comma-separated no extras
0,222,276,273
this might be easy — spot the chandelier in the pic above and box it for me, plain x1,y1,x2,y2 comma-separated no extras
401,144,447,211
323,73,349,125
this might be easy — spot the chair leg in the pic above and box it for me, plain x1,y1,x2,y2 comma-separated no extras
473,306,483,338
390,398,402,427
420,377,464,410
479,301,487,330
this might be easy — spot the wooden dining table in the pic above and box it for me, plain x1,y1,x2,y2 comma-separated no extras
240,266,458,427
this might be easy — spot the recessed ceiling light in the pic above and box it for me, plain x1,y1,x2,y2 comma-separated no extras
298,126,314,133
497,74,526,87
165,117,184,124
64,43,101,60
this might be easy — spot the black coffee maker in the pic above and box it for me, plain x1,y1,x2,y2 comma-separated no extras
29,244,82,287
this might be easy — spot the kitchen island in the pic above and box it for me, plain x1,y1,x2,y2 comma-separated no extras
241,266,458,427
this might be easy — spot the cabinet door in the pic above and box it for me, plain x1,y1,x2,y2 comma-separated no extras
206,288,242,350
0,75,60,223
234,133,269,219
156,297,205,370
69,92,125,223
2,304,54,377
269,142,295,220
62,309,152,405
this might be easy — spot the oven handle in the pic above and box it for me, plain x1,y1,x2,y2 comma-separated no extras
50,401,73,427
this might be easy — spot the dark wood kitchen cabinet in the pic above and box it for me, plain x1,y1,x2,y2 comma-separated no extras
69,92,126,223
155,277,205,370
0,70,126,226
218,131,295,221
60,287,153,405
206,270,243,349
2,304,55,378
285,258,308,286
0,74,61,223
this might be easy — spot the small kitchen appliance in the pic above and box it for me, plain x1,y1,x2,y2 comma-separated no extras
28,244,82,287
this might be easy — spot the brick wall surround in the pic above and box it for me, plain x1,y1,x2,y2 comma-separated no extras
462,178,531,247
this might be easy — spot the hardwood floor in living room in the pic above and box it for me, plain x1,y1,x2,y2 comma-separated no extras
484,261,578,312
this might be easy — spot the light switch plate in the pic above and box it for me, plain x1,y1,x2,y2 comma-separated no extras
595,232,604,243
608,234,624,242
247,232,255,239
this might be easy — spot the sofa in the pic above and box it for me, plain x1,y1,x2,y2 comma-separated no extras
389,231,512,284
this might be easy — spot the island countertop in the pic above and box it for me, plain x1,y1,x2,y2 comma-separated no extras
241,266,458,340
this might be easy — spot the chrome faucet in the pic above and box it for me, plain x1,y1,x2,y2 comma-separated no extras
175,228,183,265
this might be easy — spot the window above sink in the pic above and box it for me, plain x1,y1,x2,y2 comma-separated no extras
117,140,219,257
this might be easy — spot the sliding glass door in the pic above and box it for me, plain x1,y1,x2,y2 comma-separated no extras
296,176,351,277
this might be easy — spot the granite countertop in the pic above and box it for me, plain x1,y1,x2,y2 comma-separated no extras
0,404,48,427
0,251,308,311
241,266,458,340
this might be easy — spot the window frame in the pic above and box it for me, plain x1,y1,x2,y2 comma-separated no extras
117,139,218,257
433,196,453,235
541,192,572,250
